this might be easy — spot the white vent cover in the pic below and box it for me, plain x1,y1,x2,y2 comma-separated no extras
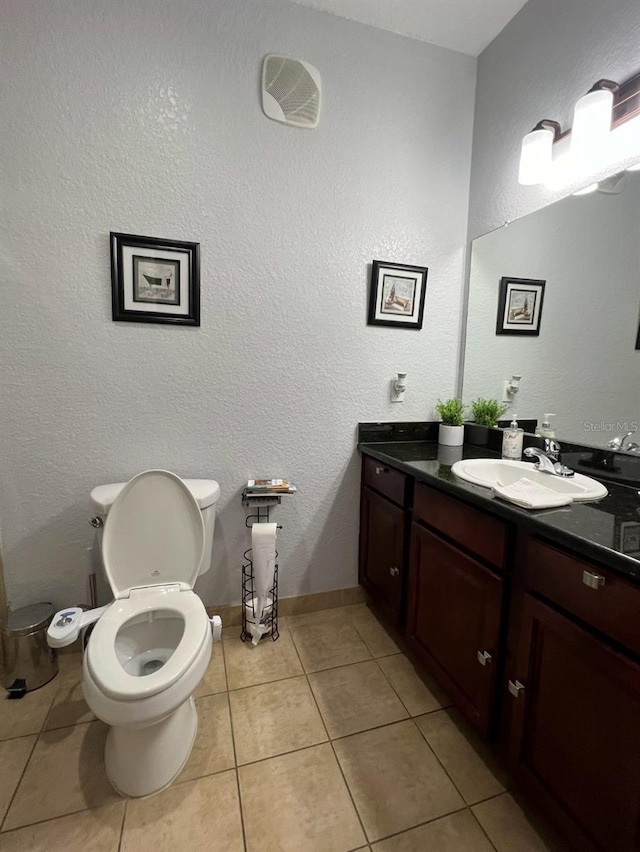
262,55,321,129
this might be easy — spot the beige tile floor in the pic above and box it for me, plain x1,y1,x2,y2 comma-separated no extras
0,604,568,852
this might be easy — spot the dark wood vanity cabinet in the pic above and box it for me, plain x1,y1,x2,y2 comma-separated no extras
359,450,640,851
407,522,504,735
507,538,640,852
358,457,409,625
406,484,508,736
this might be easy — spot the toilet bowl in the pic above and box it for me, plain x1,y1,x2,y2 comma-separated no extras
49,469,222,798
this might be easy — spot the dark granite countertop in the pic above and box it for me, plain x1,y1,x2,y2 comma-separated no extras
358,438,640,585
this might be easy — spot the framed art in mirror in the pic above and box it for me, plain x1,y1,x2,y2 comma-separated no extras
496,276,545,336
110,232,200,326
368,260,428,329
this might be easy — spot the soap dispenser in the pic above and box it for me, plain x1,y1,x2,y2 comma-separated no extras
536,413,556,439
502,415,524,460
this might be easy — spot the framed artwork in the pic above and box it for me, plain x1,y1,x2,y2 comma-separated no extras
367,260,428,329
496,277,546,336
110,232,200,326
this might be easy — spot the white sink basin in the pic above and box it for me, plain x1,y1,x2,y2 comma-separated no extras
451,458,608,502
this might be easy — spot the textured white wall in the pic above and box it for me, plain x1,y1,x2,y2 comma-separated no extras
464,177,640,445
1,0,475,609
468,0,640,239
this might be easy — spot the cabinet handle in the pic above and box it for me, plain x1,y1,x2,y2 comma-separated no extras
508,679,526,698
389,566,400,577
477,650,492,666
582,570,605,590
375,466,389,475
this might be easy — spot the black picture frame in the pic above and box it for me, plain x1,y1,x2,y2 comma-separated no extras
367,260,428,329
110,232,200,326
496,276,545,336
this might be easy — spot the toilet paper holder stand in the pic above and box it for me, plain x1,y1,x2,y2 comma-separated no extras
241,494,282,643
241,549,279,643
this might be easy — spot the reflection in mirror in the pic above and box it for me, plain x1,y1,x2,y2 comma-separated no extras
463,170,640,449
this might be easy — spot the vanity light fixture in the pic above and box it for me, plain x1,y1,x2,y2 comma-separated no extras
570,80,618,162
518,70,640,187
518,120,561,185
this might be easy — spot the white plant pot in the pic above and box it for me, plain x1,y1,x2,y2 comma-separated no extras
439,424,464,446
437,444,464,466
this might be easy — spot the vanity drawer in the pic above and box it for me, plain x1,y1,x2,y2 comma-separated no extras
524,537,640,656
413,484,507,569
363,456,407,507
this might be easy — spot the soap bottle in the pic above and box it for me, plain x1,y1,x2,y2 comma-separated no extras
535,413,556,439
502,415,524,460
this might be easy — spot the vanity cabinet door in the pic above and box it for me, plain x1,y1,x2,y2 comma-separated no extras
359,486,405,624
508,593,640,852
406,523,503,735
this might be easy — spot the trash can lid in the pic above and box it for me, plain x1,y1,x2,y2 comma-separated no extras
3,603,55,636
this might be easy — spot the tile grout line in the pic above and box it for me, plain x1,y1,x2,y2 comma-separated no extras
409,710,508,843
354,608,455,719
410,715,473,805
0,676,60,745
327,630,505,852
288,622,371,848
1,656,94,835
371,652,452,720
221,643,249,852
348,609,407,662
296,615,490,846
372,654,417,717
468,806,500,852
0,803,108,836
0,731,39,833
117,800,128,852
361,804,474,848
409,706,510,812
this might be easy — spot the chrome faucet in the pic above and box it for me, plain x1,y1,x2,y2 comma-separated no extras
608,431,639,452
524,439,575,477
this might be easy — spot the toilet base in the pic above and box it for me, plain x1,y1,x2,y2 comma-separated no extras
105,696,198,797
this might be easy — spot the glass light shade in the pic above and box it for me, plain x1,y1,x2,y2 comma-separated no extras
571,88,614,160
518,127,554,185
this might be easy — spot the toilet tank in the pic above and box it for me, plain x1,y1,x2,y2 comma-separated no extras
90,476,221,576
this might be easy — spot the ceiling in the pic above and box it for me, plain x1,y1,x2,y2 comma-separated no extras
289,0,529,56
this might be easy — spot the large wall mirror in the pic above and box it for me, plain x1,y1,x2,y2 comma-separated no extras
462,169,640,449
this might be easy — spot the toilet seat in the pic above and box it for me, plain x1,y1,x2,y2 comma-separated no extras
87,470,211,702
86,587,210,701
100,470,205,598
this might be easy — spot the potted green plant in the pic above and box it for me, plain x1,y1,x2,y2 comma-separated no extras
470,398,508,427
435,398,465,446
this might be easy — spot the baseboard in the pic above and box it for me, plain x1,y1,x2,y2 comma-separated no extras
206,585,367,627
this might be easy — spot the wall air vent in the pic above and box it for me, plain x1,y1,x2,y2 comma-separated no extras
261,55,321,129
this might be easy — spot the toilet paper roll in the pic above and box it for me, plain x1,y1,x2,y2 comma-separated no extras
251,523,277,597
244,596,274,626
251,523,277,643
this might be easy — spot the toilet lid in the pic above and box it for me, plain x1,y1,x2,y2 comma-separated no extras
102,470,205,599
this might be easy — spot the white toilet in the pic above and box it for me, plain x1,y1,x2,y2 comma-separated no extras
48,470,221,798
